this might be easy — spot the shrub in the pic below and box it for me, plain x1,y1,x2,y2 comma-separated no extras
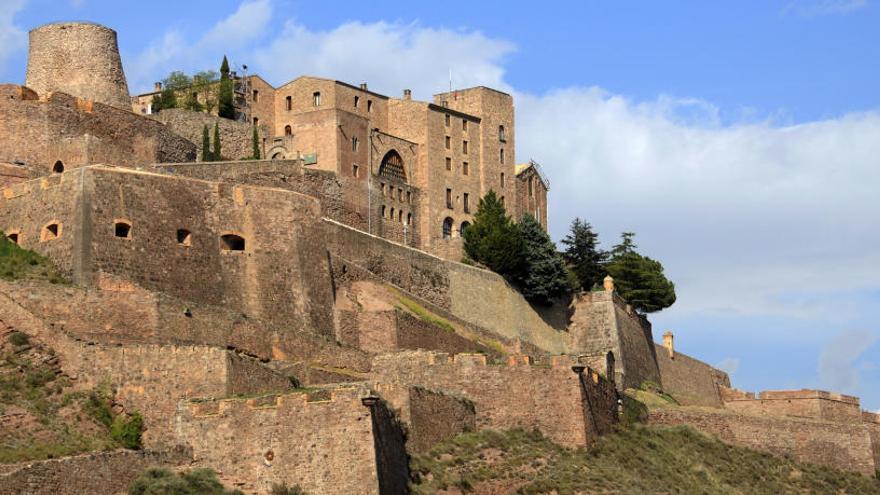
8,331,30,347
84,391,114,428
129,467,244,495
111,412,144,449
270,483,307,495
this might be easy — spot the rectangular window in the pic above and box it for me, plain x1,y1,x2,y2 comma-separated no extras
352,136,358,152
352,164,359,177
253,90,259,102
463,140,468,154
462,119,468,132
406,191,412,203
528,177,534,197
500,148,505,164
462,161,469,176
367,100,373,112
446,188,453,209
445,136,451,149
253,117,259,126
500,172,505,187
381,182,386,196
354,95,360,108
445,157,452,171
500,195,505,207
286,96,292,111
445,114,450,126
313,91,321,107
463,193,470,213
398,188,403,201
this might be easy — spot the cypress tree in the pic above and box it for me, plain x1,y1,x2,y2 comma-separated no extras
218,56,234,119
561,218,608,290
201,124,211,162
518,214,570,304
605,233,676,313
252,126,260,160
462,190,525,280
212,123,222,161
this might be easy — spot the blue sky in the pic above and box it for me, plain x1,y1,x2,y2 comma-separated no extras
1,0,879,410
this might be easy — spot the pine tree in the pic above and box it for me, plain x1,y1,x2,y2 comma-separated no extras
201,125,211,162
605,233,676,313
218,56,234,119
561,218,608,291
252,126,261,160
212,123,222,161
518,214,570,304
462,190,525,280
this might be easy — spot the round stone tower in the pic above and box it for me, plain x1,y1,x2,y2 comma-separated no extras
25,22,130,110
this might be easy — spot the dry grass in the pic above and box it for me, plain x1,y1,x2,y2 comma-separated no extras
0,233,68,284
410,426,880,494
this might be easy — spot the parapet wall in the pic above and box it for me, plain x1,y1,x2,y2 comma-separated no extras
723,389,863,423
371,350,618,449
654,344,730,407
0,86,195,171
649,408,877,475
174,386,387,494
150,109,260,161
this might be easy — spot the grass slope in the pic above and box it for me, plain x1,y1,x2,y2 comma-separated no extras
0,233,67,284
410,426,880,494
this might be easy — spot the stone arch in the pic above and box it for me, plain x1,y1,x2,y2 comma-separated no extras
220,232,246,251
5,229,20,244
378,150,407,183
267,144,289,160
40,221,62,242
442,217,454,239
52,160,64,173
459,221,471,236
284,125,292,136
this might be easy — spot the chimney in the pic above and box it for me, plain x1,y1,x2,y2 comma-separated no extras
360,83,368,90
154,82,162,92
663,331,674,359
603,275,614,292
403,89,412,100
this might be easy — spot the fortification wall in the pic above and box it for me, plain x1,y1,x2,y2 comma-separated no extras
724,389,863,423
648,408,877,475
324,219,570,354
0,87,195,172
407,387,476,453
174,387,385,494
150,109,260,161
0,449,188,495
0,163,32,188
371,350,617,448
614,303,662,389
25,22,130,110
654,344,730,407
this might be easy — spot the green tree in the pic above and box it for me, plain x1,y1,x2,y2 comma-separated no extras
252,126,261,159
212,123,222,161
518,214,570,304
201,125,211,162
605,233,676,313
561,218,608,290
462,190,525,280
218,56,235,119
163,71,192,90
183,90,203,112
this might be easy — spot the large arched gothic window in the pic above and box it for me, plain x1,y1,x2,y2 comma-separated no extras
442,217,454,239
378,150,407,183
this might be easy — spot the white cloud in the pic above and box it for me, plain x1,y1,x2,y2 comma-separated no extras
818,329,878,392
253,19,513,99
784,0,868,18
126,0,273,92
716,358,741,375
0,0,26,73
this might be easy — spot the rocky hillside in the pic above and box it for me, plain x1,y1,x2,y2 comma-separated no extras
410,425,880,494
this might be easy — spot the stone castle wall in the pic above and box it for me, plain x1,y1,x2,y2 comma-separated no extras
0,86,195,172
149,108,261,161
723,389,863,423
174,386,388,495
371,351,618,449
649,408,877,476
0,449,188,495
654,344,730,407
25,22,130,110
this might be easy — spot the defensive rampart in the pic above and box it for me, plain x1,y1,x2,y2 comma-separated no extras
654,343,730,407
371,351,618,449
723,388,863,423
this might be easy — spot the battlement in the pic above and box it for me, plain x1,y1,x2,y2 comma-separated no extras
757,389,861,405
723,387,863,423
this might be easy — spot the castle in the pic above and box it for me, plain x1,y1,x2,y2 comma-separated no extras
0,22,878,494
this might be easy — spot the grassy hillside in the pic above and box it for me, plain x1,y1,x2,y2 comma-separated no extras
0,329,141,463
0,233,67,284
410,426,880,494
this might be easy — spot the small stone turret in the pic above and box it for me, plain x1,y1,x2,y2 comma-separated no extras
663,330,674,359
603,275,614,292
25,22,131,110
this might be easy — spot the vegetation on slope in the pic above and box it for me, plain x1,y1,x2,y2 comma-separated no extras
0,232,67,284
128,468,244,495
410,426,880,494
0,330,142,462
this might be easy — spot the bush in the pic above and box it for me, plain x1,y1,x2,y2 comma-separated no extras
8,331,30,347
111,412,143,449
129,468,244,495
270,483,307,495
